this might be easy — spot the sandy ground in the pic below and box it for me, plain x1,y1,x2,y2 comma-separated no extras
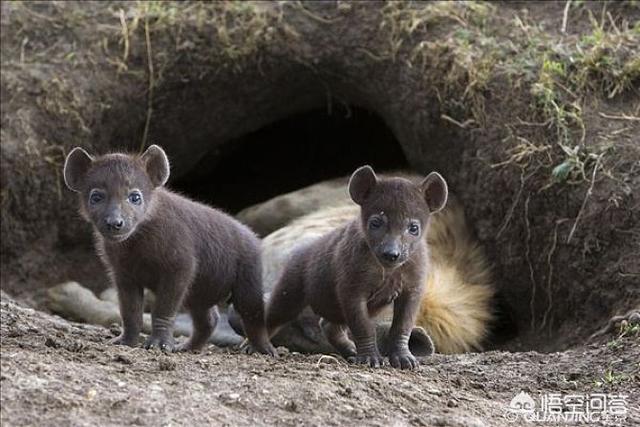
1,296,638,427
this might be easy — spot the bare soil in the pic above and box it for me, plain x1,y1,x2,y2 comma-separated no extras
1,295,638,427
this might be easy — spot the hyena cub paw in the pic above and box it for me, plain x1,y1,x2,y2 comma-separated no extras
143,334,176,352
110,334,139,347
239,340,279,357
388,351,419,370
348,351,385,368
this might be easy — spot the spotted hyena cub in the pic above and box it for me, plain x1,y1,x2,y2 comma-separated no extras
63,145,275,355
265,165,448,369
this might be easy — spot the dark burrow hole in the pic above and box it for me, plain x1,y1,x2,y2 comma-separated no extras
171,105,520,350
171,105,408,214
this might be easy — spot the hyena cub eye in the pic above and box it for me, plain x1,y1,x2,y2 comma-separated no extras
407,222,420,236
368,215,384,230
89,189,105,205
128,190,143,205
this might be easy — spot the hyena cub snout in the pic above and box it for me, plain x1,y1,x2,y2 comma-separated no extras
89,185,148,241
370,223,419,267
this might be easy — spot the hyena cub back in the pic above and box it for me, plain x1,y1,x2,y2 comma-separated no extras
63,145,275,355
266,165,447,369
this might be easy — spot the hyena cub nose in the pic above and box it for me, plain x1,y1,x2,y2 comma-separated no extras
380,246,401,263
105,217,124,231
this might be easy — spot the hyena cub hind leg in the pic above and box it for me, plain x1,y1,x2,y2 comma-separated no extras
320,318,357,358
232,257,278,356
176,305,219,352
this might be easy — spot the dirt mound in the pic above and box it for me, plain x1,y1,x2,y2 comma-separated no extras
2,295,638,426
1,1,638,354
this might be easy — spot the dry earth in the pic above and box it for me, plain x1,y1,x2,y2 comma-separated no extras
1,295,638,427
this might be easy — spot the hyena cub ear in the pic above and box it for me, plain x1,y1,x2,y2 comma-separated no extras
63,147,94,192
140,144,170,187
420,172,448,213
349,165,378,205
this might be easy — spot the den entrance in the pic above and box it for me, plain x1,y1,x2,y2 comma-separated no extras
171,105,408,214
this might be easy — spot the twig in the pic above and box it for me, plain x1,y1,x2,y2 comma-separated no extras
561,0,571,34
20,37,28,63
440,114,476,129
599,112,640,121
355,47,388,62
606,11,621,35
496,167,525,238
294,1,341,24
316,355,343,366
540,219,565,331
567,154,602,243
517,118,551,127
140,16,154,153
118,9,130,68
524,196,537,330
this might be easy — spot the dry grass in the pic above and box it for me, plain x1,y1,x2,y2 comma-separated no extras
379,1,639,190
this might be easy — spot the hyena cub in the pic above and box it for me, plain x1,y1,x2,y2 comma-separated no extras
265,166,448,369
63,145,275,355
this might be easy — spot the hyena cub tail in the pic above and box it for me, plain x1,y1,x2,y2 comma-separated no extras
417,195,495,354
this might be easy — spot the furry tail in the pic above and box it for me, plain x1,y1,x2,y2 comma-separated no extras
416,196,495,354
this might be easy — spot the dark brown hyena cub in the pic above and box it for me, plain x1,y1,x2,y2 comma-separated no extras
63,145,275,355
265,166,448,369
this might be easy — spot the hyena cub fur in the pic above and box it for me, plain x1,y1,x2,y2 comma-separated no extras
265,166,448,369
63,145,275,355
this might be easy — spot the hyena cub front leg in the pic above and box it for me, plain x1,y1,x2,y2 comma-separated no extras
387,290,423,369
343,300,384,368
144,268,195,352
111,279,144,347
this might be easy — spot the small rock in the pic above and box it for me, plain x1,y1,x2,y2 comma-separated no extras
567,372,580,381
44,337,60,349
447,399,458,407
337,2,352,13
66,340,85,352
158,358,176,371
353,373,372,381
148,384,163,392
109,323,121,336
284,400,298,412
470,381,485,390
114,354,133,365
